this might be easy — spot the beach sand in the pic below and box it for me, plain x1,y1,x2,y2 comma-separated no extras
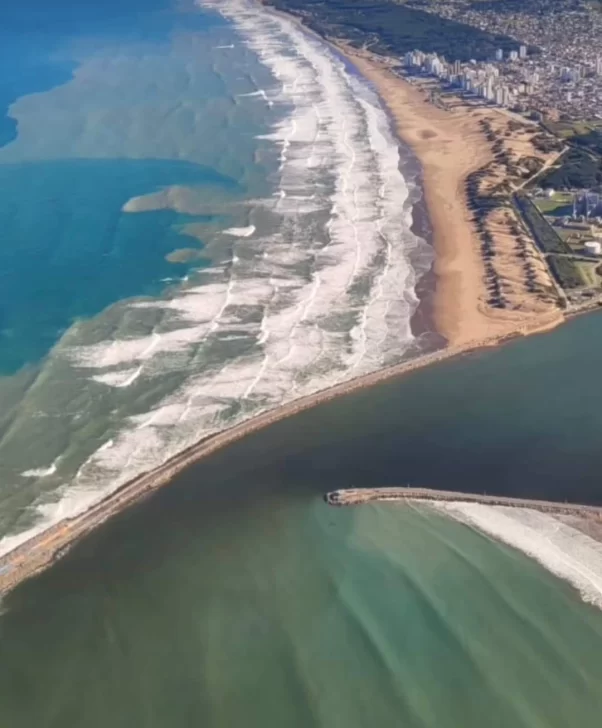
335,46,564,347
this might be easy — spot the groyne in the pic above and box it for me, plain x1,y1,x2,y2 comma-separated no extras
324,487,602,517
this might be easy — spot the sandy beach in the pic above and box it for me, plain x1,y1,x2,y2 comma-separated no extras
336,45,565,347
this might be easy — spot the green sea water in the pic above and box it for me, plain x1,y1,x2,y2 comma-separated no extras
3,312,602,726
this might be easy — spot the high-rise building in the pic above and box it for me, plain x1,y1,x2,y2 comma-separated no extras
597,56,602,75
509,50,519,62
519,45,527,59
486,76,494,101
495,87,504,106
495,48,504,61
453,59,462,75
428,56,441,75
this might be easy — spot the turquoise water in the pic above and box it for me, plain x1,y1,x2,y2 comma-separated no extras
0,0,435,550
3,313,602,725
0,0,257,374
6,3,602,722
0,0,216,146
0,0,289,532
0,159,237,373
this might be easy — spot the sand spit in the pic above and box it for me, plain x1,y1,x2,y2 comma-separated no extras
0,338,532,599
325,488,602,609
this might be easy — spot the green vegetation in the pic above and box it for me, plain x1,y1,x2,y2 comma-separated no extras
515,196,589,289
533,192,572,214
530,131,564,154
547,255,585,288
538,128,602,189
265,0,520,60
539,147,602,189
514,194,573,254
575,260,601,287
544,120,599,138
570,129,602,155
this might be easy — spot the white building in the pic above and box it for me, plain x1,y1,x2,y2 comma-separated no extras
429,57,443,76
509,50,519,61
519,45,527,59
495,48,504,61
584,241,602,256
485,76,494,101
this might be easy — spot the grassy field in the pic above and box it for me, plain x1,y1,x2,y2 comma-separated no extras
534,192,573,214
514,194,573,254
545,120,602,138
575,260,602,288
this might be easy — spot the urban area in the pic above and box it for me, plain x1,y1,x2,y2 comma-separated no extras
397,0,602,302
403,0,602,120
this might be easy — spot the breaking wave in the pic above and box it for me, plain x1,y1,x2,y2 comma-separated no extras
0,0,433,555
436,502,602,610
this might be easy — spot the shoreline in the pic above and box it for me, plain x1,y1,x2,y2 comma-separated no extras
262,1,570,345
0,332,540,598
1,310,596,599
332,43,566,347
0,0,599,599
326,488,602,609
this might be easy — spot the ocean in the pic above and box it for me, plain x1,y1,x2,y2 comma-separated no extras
3,312,602,726
0,0,432,550
6,2,602,725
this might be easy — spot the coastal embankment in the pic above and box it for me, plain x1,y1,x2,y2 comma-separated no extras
324,487,602,516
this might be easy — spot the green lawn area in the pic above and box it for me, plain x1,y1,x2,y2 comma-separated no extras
534,194,573,214
574,260,602,288
545,120,602,138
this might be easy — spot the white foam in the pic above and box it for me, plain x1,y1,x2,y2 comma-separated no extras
436,502,602,610
0,0,432,558
92,367,143,387
21,463,58,478
222,225,256,237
